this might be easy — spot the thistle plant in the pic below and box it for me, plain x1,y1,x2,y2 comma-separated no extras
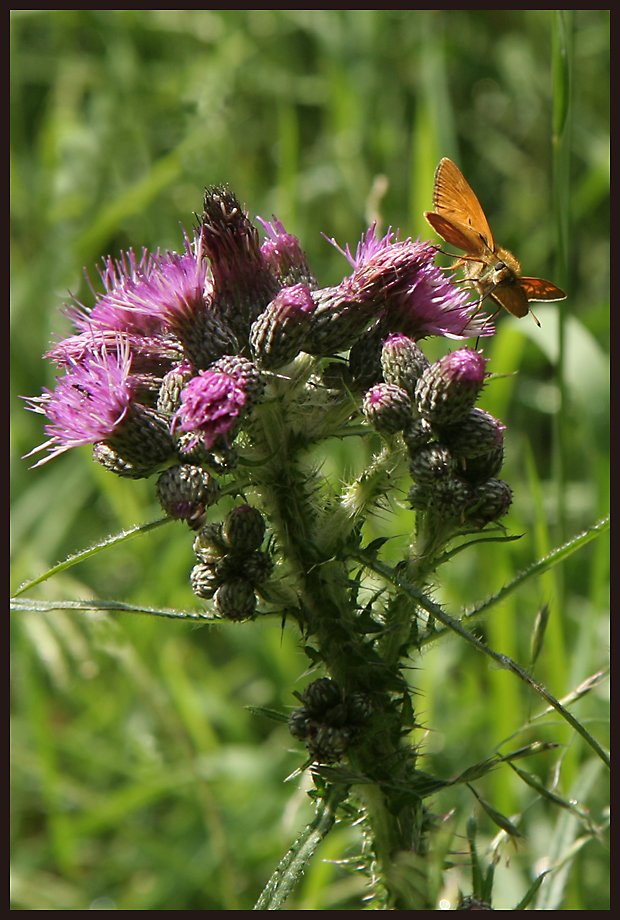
18,186,608,910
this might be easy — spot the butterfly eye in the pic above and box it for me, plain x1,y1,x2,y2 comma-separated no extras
495,262,506,271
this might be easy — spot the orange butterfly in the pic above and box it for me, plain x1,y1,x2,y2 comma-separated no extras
424,158,566,325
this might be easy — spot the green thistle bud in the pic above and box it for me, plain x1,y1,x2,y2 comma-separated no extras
303,282,378,357
363,383,413,434
415,349,487,426
302,678,343,714
431,476,475,518
92,442,154,479
467,478,512,527
438,407,505,460
409,443,454,484
236,550,274,586
381,333,430,397
190,562,220,599
214,579,257,621
348,325,384,391
306,725,352,763
289,682,371,763
157,464,221,529
157,364,195,415
288,708,311,741
105,404,176,471
223,504,266,552
345,691,373,725
402,417,433,456
460,445,505,485
177,310,241,372
249,284,315,370
193,522,230,559
407,481,433,512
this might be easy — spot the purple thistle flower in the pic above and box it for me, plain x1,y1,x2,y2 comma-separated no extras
45,330,183,377
94,233,212,330
68,248,169,336
257,216,316,288
328,224,494,341
172,370,248,452
23,339,136,467
140,232,215,328
67,231,239,370
325,222,400,270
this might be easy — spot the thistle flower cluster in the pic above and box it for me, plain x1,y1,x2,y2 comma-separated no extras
190,504,273,621
24,185,509,618
25,184,519,907
288,678,372,764
361,341,511,528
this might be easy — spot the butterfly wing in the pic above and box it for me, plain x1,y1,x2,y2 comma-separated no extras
424,210,493,260
489,281,531,319
431,158,495,250
519,277,567,302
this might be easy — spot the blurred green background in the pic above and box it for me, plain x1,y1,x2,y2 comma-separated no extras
11,10,608,910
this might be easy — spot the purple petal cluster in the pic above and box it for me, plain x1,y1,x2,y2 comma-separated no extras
172,370,247,451
24,339,135,466
337,224,494,341
258,217,316,288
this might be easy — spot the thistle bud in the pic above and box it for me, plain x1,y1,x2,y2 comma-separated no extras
289,680,371,763
459,445,505,485
407,481,433,512
92,442,154,479
100,404,175,473
402,417,433,456
345,691,373,724
409,443,454,484
348,325,384,391
431,476,475,518
438,407,505,460
175,309,240,372
302,678,343,714
249,284,315,369
381,333,430,397
288,708,312,741
157,364,196,415
201,186,280,344
415,349,487,426
223,505,266,552
303,284,377,356
467,478,512,527
157,464,220,529
190,562,220,599
236,550,274,586
362,383,413,434
214,579,257,621
193,522,230,559
258,216,317,289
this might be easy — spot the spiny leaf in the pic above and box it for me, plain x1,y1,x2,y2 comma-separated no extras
467,784,526,840
245,706,290,724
